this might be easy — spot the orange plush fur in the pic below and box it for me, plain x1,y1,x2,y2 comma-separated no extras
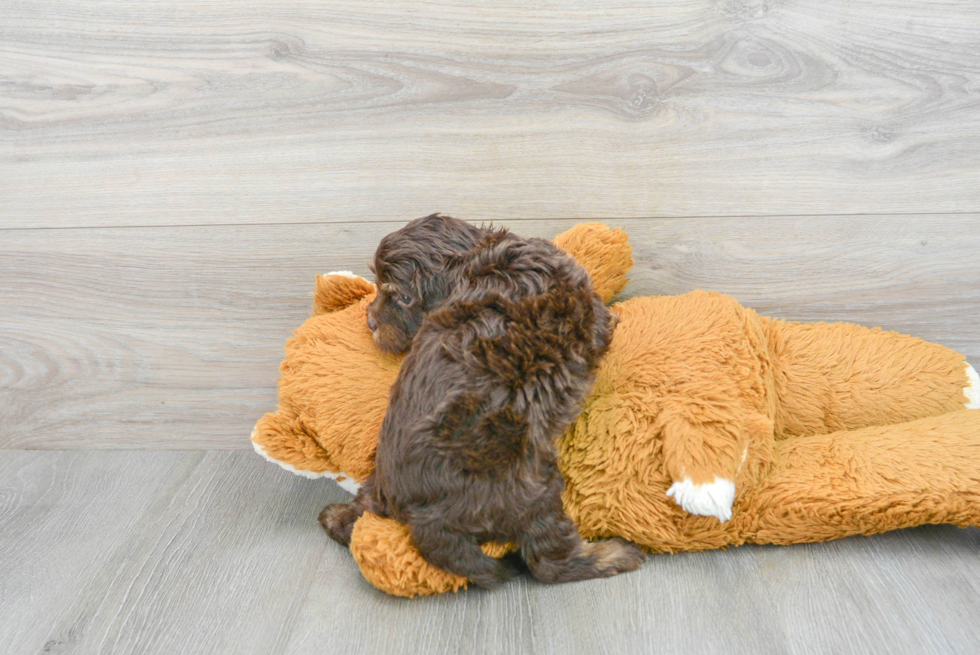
252,223,980,597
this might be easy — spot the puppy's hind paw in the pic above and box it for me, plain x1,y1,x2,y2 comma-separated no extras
466,558,525,590
666,476,735,522
588,538,646,577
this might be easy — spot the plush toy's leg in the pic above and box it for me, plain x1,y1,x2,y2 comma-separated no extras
746,410,980,545
666,477,737,523
348,513,516,597
518,514,645,584
659,403,774,522
407,521,523,589
764,318,973,436
965,363,980,409
661,415,740,523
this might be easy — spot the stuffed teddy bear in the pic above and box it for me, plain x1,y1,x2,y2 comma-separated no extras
252,223,980,597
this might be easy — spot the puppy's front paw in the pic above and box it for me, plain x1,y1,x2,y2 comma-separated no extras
666,477,735,522
318,503,359,547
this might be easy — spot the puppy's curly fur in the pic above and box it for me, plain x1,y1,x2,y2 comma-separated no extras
319,215,645,587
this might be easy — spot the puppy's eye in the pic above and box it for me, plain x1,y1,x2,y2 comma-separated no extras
397,293,413,306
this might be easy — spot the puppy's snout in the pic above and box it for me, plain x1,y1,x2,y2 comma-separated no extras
367,315,379,332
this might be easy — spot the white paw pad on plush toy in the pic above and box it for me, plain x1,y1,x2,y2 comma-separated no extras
666,477,736,522
965,363,980,409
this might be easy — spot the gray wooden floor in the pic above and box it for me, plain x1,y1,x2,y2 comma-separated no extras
3,451,980,655
3,0,980,653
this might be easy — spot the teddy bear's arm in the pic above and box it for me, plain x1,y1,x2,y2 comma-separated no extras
660,416,741,522
656,386,773,523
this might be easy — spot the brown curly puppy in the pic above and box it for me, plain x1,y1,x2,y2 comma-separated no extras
319,215,645,587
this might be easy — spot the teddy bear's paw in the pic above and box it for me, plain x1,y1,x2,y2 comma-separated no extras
965,362,980,409
666,476,735,522
250,430,361,494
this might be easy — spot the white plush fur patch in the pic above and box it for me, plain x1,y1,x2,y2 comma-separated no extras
325,270,362,279
666,476,736,522
965,362,980,410
250,428,360,494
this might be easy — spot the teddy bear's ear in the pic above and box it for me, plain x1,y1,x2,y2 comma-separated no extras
312,272,376,315
553,223,634,304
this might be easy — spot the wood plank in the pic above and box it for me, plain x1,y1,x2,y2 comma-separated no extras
37,451,350,655
2,0,979,228
0,450,203,655
2,216,977,449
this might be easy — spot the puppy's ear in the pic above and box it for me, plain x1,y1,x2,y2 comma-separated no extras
313,272,376,315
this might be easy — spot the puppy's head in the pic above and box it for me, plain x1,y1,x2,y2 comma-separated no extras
367,214,483,353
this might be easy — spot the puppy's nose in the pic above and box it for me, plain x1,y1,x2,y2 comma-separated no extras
367,316,378,332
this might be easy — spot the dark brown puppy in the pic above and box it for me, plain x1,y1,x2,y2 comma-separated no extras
319,214,645,587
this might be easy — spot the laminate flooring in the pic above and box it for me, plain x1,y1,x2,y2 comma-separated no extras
3,450,980,655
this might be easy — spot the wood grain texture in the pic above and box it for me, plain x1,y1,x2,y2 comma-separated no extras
290,527,980,654
32,451,349,655
2,216,977,449
2,0,979,228
754,528,980,654
4,451,979,655
0,451,203,655
285,535,790,655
